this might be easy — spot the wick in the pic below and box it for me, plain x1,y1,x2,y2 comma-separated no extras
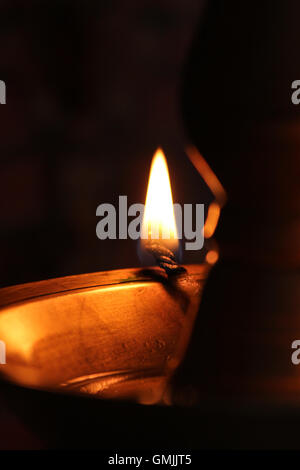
145,242,186,276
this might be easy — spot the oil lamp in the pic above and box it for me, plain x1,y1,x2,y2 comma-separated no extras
0,147,222,405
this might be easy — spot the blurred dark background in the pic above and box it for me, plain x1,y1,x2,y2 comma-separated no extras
0,0,206,288
1,0,300,452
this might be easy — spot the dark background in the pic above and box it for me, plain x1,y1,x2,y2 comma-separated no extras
1,0,300,452
0,0,206,289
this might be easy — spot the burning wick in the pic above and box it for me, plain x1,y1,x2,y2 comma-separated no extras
145,241,186,276
141,148,185,276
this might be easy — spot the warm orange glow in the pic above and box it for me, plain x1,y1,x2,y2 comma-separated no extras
206,249,219,265
186,145,227,208
141,148,178,252
185,145,227,240
204,202,221,238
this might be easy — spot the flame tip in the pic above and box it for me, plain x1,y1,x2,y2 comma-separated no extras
141,149,179,253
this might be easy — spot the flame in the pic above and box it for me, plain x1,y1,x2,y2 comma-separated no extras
141,148,178,253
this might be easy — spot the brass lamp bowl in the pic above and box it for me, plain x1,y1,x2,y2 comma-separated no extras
0,264,208,404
